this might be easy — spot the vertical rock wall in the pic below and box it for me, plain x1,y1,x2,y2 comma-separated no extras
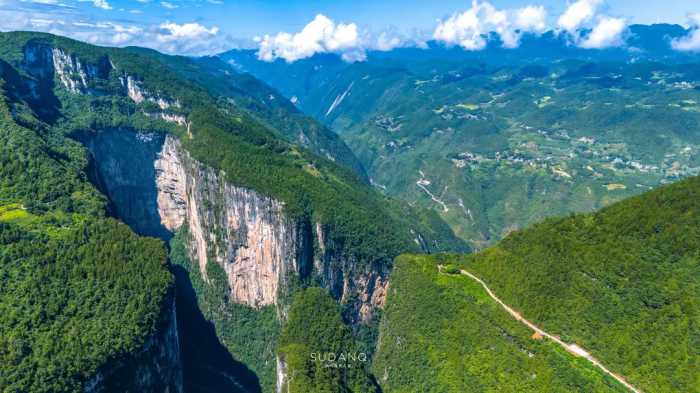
155,135,390,321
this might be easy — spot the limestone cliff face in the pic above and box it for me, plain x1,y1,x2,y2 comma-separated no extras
155,135,390,322
85,294,183,393
22,43,191,132
156,135,298,309
23,44,106,93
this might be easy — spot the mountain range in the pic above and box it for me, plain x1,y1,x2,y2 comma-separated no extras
0,24,698,393
222,24,700,248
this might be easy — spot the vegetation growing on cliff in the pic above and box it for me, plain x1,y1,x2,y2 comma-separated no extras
0,77,173,391
169,228,280,393
457,175,700,393
0,31,467,272
372,254,628,392
0,219,172,393
0,30,465,393
279,288,378,393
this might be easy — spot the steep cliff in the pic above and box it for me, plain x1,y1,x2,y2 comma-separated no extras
0,31,466,393
155,135,390,322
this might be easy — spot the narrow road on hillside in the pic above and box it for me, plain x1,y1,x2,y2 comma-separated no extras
438,265,643,393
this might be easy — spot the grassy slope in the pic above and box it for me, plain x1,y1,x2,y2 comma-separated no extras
373,254,628,392
458,175,700,392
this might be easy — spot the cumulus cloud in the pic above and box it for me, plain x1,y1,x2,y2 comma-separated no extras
0,0,231,55
557,0,602,33
0,4,226,55
155,22,220,53
557,0,627,49
671,14,700,52
433,1,547,50
579,16,626,48
257,14,363,62
514,5,547,32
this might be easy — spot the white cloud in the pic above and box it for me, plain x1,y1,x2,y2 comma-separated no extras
158,22,218,40
257,14,362,62
76,0,112,10
160,1,177,9
514,5,547,32
433,1,547,50
92,0,111,10
557,0,602,33
0,1,226,56
556,0,628,49
579,16,626,48
154,22,221,53
672,14,700,52
374,31,404,51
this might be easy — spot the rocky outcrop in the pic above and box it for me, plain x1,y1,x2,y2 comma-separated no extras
83,129,172,239
120,75,192,132
51,48,98,93
121,74,179,109
155,135,389,322
22,43,110,94
85,294,183,393
22,43,191,133
156,136,299,308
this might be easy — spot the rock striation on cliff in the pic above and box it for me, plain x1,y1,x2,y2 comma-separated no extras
155,135,390,322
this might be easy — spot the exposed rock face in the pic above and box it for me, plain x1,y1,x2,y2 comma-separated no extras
83,129,172,240
51,48,97,93
121,74,179,110
85,294,184,393
156,135,298,308
155,135,390,322
120,75,191,131
22,43,110,94
22,43,190,132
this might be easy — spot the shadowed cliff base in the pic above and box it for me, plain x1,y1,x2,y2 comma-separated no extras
79,128,173,241
173,265,263,393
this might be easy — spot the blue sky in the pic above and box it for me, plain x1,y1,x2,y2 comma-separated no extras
1,0,699,57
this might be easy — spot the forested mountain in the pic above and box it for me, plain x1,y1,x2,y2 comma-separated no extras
378,176,700,392
2,20,699,393
374,255,630,393
125,48,369,180
221,24,700,249
0,31,464,392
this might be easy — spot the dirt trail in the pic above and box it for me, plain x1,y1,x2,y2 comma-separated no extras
439,265,643,393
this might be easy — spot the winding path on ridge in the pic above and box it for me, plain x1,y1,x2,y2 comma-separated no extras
438,265,643,393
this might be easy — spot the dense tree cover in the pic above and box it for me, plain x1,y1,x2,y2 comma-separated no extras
1,51,173,391
455,175,700,392
123,49,369,179
373,254,628,393
0,79,105,216
0,31,466,271
0,30,466,393
0,219,172,392
279,288,378,393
